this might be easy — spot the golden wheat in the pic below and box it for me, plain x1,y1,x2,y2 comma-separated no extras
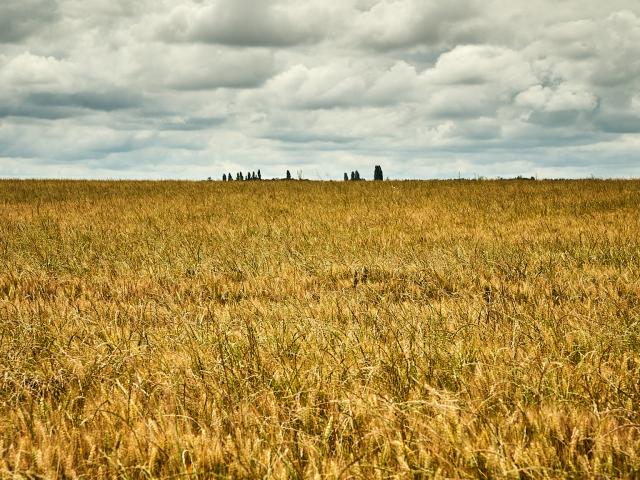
0,179,639,479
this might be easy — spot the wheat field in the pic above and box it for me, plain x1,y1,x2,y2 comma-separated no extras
0,179,639,479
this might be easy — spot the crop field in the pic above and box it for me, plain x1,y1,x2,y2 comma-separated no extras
0,179,639,479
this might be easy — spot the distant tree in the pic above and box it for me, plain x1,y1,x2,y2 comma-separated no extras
374,165,383,181
228,173,233,181
222,174,227,181
344,172,349,181
258,169,262,180
350,171,355,181
207,176,212,181
246,172,251,181
252,171,256,180
239,172,244,181
355,170,361,180
286,170,292,180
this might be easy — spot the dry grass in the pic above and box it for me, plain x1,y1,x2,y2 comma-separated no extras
0,179,639,479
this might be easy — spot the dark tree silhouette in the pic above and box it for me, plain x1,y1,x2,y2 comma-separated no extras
286,170,292,180
258,169,262,180
350,171,355,181
374,165,383,181
355,170,361,180
246,172,250,181
222,174,227,181
252,171,256,180
344,172,349,181
228,173,233,181
239,172,244,181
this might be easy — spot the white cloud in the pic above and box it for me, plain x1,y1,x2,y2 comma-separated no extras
1,52,74,87
516,84,598,112
248,60,422,110
352,0,483,50
423,46,534,89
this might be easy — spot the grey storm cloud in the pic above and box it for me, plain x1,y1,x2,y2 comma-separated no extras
163,49,276,90
596,113,640,134
0,0,58,43
25,90,144,112
156,0,321,47
1,0,640,179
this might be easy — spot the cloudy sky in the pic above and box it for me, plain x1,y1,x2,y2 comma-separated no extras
1,0,640,179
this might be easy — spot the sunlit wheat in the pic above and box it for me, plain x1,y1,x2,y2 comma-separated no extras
0,179,639,478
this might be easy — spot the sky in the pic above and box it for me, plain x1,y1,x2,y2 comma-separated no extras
1,0,640,180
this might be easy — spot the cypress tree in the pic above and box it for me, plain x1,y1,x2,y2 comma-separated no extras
355,170,361,180
228,173,233,181
239,172,244,181
286,170,292,180
344,172,349,181
252,171,256,180
350,171,355,181
258,169,261,180
374,165,383,181
222,174,227,181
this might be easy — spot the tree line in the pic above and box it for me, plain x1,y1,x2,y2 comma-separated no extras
209,166,384,181
218,170,262,181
